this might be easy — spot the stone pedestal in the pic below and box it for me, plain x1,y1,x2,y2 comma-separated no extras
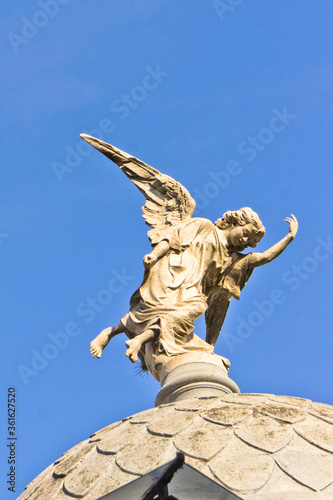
155,352,240,406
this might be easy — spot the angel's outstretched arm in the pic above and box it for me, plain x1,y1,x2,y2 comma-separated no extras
248,215,298,269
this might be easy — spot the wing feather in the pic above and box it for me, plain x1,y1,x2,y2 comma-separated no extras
205,254,254,346
205,288,231,346
81,134,195,243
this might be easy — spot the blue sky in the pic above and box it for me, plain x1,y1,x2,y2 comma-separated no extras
1,1,333,497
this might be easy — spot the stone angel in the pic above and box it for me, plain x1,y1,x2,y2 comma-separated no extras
82,134,298,378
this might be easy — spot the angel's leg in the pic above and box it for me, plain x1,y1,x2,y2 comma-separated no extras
90,322,125,358
125,328,156,363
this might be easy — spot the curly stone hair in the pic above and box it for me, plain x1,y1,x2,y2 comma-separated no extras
215,207,265,247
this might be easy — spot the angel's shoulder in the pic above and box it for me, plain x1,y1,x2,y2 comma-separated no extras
191,217,215,229
232,250,249,260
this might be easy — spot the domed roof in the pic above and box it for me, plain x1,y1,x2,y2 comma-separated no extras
19,393,333,499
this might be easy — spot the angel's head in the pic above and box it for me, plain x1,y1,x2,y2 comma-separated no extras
215,207,265,250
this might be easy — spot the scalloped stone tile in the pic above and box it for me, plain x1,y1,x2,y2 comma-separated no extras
132,404,175,427
19,473,65,500
147,408,201,436
115,433,176,475
234,413,293,453
220,394,268,406
307,403,333,425
294,417,333,453
53,441,95,478
245,462,312,498
267,395,311,407
173,397,232,412
63,447,113,498
17,394,333,500
173,398,214,411
89,421,122,442
96,421,146,455
173,420,233,460
80,460,140,500
209,438,274,493
128,407,161,423
184,454,214,482
221,393,268,406
275,434,333,491
201,403,252,426
256,403,306,423
54,441,87,464
321,480,333,495
48,486,70,500
19,461,56,498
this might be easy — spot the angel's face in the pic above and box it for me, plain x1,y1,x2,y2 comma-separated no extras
228,223,260,250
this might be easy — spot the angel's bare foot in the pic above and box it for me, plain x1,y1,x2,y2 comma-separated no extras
125,338,142,363
90,322,125,358
125,329,156,363
90,327,113,358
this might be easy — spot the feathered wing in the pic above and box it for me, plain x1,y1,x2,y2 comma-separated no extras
205,253,254,346
81,134,196,243
205,288,232,346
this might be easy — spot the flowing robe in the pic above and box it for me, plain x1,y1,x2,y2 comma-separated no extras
120,218,253,362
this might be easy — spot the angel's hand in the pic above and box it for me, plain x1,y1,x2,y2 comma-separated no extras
284,214,298,238
143,253,158,269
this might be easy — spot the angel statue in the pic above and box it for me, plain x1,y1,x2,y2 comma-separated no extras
81,134,298,379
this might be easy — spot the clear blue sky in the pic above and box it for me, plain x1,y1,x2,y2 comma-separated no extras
1,1,332,497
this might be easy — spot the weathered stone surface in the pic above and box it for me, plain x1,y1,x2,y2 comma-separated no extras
96,421,146,455
18,394,333,500
53,441,95,479
173,398,204,411
307,402,333,424
209,438,274,493
19,461,55,499
201,403,252,425
89,420,122,442
147,407,201,437
275,434,333,491
63,448,112,498
173,420,232,460
234,413,293,453
294,417,333,453
322,480,333,496
256,402,306,423
83,461,138,500
221,393,270,405
19,467,67,500
245,462,311,498
267,395,311,406
128,407,162,424
155,356,240,405
115,433,176,475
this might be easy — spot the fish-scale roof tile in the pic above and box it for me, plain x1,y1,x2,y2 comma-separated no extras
274,434,333,491
234,413,293,453
18,394,333,499
173,419,233,460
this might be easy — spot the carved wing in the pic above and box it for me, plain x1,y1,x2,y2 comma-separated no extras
205,288,232,346
81,134,196,244
205,253,254,346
